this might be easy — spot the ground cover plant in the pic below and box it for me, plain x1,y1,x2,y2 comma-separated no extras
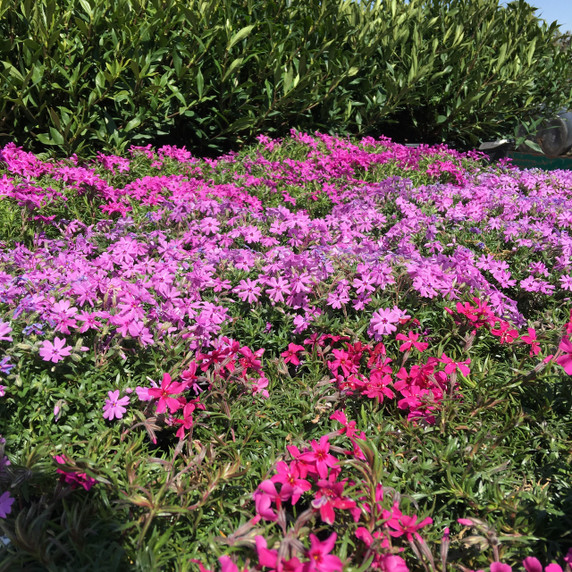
0,131,571,571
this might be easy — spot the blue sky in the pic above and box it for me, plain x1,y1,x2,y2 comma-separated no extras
513,0,572,33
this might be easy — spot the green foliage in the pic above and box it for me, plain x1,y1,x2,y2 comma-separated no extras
0,0,570,157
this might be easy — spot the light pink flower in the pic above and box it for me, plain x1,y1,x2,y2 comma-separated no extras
102,390,130,420
39,337,72,363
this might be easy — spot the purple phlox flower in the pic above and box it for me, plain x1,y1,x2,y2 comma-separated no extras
102,390,130,420
0,322,12,342
0,356,12,375
0,491,14,518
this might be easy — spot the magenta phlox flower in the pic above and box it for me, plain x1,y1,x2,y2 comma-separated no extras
253,479,285,521
490,563,512,572
0,490,14,518
385,504,433,543
39,337,72,363
439,353,471,376
147,373,186,414
281,343,305,366
556,336,572,375
239,346,264,372
234,278,262,304
255,535,303,572
54,455,97,491
312,476,357,524
271,461,311,505
395,331,428,352
520,328,541,356
490,320,519,344
299,435,339,479
330,410,366,442
174,398,204,439
363,370,395,403
523,558,549,572
102,390,130,420
328,348,359,378
304,532,343,572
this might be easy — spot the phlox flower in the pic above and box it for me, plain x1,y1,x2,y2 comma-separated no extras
39,337,72,363
255,535,303,572
147,373,186,414
0,491,14,518
54,455,97,491
559,274,572,291
271,461,311,505
369,308,401,339
523,556,569,572
304,532,343,572
299,435,339,479
312,476,357,524
102,390,130,420
0,322,12,342
396,331,428,352
281,343,305,366
521,328,541,356
556,336,572,375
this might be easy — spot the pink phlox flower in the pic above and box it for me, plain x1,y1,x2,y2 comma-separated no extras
303,532,343,572
255,535,303,572
363,368,395,403
174,398,204,440
312,476,357,524
234,278,262,304
54,455,97,491
281,343,305,366
239,346,265,373
39,337,72,363
0,490,14,518
328,348,359,378
439,353,471,376
250,376,270,399
369,308,401,339
378,554,410,572
299,435,339,479
271,461,311,505
102,389,130,420
385,504,433,542
180,362,203,394
490,320,519,344
520,328,541,356
253,479,287,522
523,558,546,572
395,331,428,352
490,563,512,572
147,373,187,414
135,379,158,401
556,336,572,375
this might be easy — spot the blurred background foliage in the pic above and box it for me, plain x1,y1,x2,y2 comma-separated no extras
0,0,570,157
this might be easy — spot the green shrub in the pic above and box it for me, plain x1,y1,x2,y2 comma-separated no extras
0,0,570,157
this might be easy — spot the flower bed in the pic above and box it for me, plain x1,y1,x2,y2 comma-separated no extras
0,131,570,570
